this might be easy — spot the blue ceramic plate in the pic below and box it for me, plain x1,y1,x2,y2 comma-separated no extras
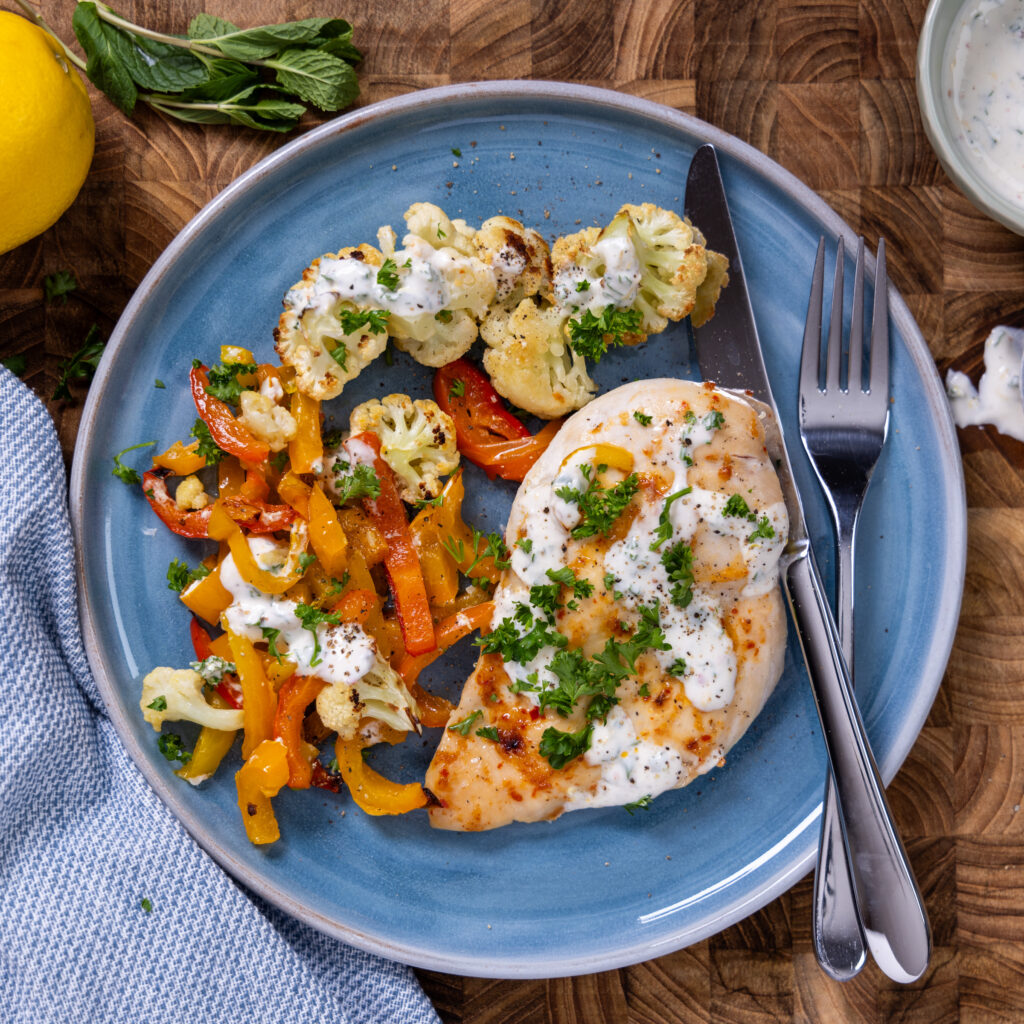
71,82,965,977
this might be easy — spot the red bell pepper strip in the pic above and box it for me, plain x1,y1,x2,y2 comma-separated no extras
189,616,243,709
190,365,270,465
345,432,437,657
433,359,560,481
273,674,326,789
142,470,297,538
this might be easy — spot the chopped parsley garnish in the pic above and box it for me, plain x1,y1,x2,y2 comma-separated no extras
190,419,226,466
191,656,235,683
449,377,465,398
376,258,400,291
576,279,591,292
298,552,317,572
443,530,510,576
154,379,165,389
567,305,643,362
633,410,653,426
415,494,445,509
539,723,593,770
294,604,342,667
140,897,153,913
637,683,650,697
321,427,345,448
260,627,283,663
704,410,725,430
476,606,568,664
53,324,105,400
112,441,156,486
166,557,210,593
515,537,533,554
43,269,77,304
157,733,191,764
669,657,688,676
528,583,561,617
146,696,167,712
328,340,348,370
546,566,594,600
451,147,462,157
324,573,349,598
555,464,640,540
435,309,454,324
448,709,482,736
476,726,500,742
436,224,447,239
1,354,26,376
748,515,776,542
624,795,653,815
338,308,390,335
662,542,695,608
649,488,692,551
603,572,617,590
204,362,256,405
334,463,381,503
723,494,753,519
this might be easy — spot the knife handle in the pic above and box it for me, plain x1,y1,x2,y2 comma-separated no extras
783,543,931,984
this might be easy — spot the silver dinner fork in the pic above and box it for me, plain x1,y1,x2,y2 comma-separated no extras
798,237,930,983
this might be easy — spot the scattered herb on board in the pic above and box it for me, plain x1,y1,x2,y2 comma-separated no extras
52,324,105,400
43,270,78,304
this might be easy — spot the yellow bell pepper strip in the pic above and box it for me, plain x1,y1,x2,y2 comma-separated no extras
409,473,465,608
307,484,348,577
218,457,246,497
152,439,206,476
273,675,326,789
288,390,322,474
180,566,233,626
337,508,388,567
221,344,256,365
559,443,634,476
176,723,236,784
346,432,437,657
239,468,271,503
277,470,310,519
191,364,270,465
334,736,429,816
207,501,307,595
235,738,289,844
227,629,276,759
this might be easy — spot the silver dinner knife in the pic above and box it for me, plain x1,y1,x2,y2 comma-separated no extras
683,143,930,984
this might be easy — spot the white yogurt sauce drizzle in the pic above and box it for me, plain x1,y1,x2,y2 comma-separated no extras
552,235,643,316
946,325,1024,440
943,0,1024,204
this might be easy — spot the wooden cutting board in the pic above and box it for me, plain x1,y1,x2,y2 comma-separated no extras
2,1,1023,1020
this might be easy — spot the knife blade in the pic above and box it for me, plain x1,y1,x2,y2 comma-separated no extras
684,143,930,984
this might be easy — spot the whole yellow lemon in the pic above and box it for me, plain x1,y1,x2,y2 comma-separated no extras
0,11,94,255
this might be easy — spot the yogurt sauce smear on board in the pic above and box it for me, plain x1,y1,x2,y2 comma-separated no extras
942,0,1024,204
946,325,1024,440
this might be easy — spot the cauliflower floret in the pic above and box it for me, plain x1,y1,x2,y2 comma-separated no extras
238,390,298,452
473,215,552,307
140,667,244,733
481,299,597,419
692,248,729,328
275,244,390,400
403,202,477,257
316,653,421,740
389,308,479,368
349,394,459,502
174,474,210,511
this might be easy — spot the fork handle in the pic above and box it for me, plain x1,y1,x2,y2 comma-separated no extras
783,543,931,984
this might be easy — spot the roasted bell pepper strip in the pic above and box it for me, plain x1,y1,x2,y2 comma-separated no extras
240,468,270,502
307,484,348,577
331,587,379,625
273,675,326,789
277,470,310,519
464,419,562,481
207,501,307,595
409,472,465,608
190,364,269,464
218,457,246,497
176,721,236,784
434,358,531,446
221,344,256,365
226,629,277,759
235,738,289,844
346,432,436,657
152,439,206,476
288,390,322,474
559,443,634,475
181,566,233,627
189,616,242,708
142,469,297,538
334,735,428,816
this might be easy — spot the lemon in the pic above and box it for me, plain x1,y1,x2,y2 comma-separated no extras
0,11,94,255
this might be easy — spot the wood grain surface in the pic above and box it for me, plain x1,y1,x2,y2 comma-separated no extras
3,1,1023,1021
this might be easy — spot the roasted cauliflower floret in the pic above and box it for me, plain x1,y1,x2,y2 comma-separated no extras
480,299,597,419
389,308,479,368
473,215,552,307
692,247,729,328
140,667,244,733
316,653,421,739
403,201,477,257
238,390,298,452
349,394,459,502
174,474,211,511
275,244,390,400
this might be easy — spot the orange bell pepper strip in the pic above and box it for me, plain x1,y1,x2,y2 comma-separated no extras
334,736,428,816
307,484,348,577
288,390,322,474
218,457,246,497
207,501,307,595
190,365,269,465
277,470,310,519
180,564,233,626
465,419,562,481
239,468,271,502
152,439,206,476
235,738,289,844
226,629,276,759
347,433,436,657
273,675,325,789
331,587,379,625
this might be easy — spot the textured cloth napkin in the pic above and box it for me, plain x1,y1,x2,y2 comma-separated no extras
0,368,441,1024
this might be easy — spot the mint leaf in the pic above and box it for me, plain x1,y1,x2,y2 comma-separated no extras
72,2,139,114
268,48,358,111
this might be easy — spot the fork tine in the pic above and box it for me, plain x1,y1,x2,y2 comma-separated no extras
800,237,826,399
848,238,865,393
825,238,845,394
869,238,889,400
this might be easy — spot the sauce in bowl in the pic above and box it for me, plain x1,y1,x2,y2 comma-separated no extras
942,0,1024,206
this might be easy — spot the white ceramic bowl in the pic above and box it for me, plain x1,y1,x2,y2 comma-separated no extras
917,0,1024,236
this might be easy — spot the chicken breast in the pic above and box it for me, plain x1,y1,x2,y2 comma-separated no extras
426,379,789,831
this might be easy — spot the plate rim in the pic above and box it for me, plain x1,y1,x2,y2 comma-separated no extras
69,79,967,977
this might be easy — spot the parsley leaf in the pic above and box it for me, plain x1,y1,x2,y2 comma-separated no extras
748,515,776,542
112,441,156,486
476,606,567,664
157,733,191,764
166,557,211,592
52,324,105,400
204,361,256,405
294,603,342,666
298,552,317,571
147,695,167,711
328,340,348,369
189,419,226,465
261,626,284,663
539,723,593,769
449,377,465,398
515,537,533,554
434,309,453,324
140,897,153,914
476,725,500,742
722,494,753,519
334,463,381,503
555,465,640,540
377,258,400,291
575,279,590,292
703,410,725,430
662,542,695,608
448,709,482,736
633,410,653,426
44,269,77,304
649,488,692,551
669,657,688,676
567,305,643,362
545,566,593,599
338,308,390,335
624,795,653,815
